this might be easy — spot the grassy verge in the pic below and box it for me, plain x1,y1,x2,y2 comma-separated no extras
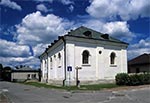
21,82,119,91
80,83,119,90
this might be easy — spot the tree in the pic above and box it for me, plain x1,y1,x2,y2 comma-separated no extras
0,64,3,70
3,66,12,81
0,64,3,80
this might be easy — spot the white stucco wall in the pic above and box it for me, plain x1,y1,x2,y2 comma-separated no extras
47,43,64,81
40,40,65,83
41,57,47,82
65,37,128,82
40,36,128,84
102,47,127,79
74,41,97,80
11,72,39,81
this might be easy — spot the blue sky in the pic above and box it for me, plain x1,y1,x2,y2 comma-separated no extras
0,0,150,68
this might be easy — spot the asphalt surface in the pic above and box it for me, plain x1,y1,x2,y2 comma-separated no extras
0,81,150,103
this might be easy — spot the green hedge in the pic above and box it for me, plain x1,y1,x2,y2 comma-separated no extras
115,73,150,86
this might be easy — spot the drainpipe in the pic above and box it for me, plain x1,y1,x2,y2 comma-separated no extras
46,51,49,83
62,37,66,86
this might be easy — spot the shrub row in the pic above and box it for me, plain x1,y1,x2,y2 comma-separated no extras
115,73,150,86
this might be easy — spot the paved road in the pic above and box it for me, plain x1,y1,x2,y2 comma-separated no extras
0,81,150,103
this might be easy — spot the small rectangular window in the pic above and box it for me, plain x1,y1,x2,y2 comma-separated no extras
27,74,30,79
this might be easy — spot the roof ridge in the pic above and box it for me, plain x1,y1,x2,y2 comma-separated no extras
67,26,128,44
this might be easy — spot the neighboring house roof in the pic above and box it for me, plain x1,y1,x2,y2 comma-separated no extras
17,67,33,70
39,26,128,58
12,70,39,72
128,53,150,65
12,66,39,72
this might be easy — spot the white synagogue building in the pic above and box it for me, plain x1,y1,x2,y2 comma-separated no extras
39,26,128,86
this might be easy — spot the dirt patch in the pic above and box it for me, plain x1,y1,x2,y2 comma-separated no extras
0,93,9,103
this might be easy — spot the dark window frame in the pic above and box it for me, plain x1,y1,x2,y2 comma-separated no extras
82,50,90,64
58,53,61,59
110,52,116,65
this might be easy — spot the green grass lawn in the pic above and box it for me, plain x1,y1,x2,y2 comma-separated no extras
21,82,119,91
80,83,119,90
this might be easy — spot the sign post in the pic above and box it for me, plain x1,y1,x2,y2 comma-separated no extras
75,66,82,88
67,66,72,86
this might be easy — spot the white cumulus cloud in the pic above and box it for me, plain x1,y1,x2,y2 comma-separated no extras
86,0,150,20
33,43,49,57
102,21,135,41
0,0,22,11
69,5,74,12
83,20,135,42
11,11,74,67
34,0,53,2
0,56,40,68
15,11,73,46
61,0,74,5
128,37,150,60
36,4,51,12
34,0,74,5
0,39,31,57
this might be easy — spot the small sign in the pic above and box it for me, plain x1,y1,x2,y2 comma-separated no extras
75,66,82,69
67,66,72,71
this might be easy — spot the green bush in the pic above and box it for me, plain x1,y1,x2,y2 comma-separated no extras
137,74,145,85
115,73,150,86
129,74,141,86
115,73,130,85
143,73,150,84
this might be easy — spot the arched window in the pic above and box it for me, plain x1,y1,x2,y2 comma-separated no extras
50,57,52,69
50,57,52,62
58,53,61,59
58,53,61,67
110,52,116,64
45,60,47,68
82,50,90,64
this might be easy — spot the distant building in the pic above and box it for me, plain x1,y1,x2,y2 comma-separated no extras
39,26,128,85
11,67,40,82
128,53,150,73
2,66,41,82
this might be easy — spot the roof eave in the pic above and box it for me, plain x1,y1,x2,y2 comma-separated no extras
39,36,64,59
